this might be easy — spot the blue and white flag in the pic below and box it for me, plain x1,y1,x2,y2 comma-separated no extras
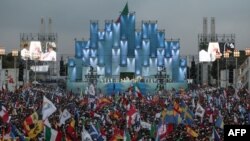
42,96,57,120
59,109,71,126
88,123,104,141
82,126,93,141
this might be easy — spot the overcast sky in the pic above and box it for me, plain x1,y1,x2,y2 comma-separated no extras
0,0,250,56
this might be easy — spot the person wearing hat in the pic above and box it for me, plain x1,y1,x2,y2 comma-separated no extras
41,42,56,61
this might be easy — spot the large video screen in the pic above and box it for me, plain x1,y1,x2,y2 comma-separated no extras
20,41,57,61
199,41,235,62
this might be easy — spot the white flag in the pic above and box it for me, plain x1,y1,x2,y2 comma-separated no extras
195,103,205,118
42,96,57,120
192,98,195,108
59,109,71,126
44,118,52,127
234,114,238,123
88,84,95,96
81,126,93,141
209,114,213,123
140,121,151,130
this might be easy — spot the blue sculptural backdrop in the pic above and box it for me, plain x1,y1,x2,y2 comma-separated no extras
67,12,187,94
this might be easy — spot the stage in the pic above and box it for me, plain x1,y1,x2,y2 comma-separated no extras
67,81,187,95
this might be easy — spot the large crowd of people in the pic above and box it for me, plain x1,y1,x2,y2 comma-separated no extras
0,83,249,141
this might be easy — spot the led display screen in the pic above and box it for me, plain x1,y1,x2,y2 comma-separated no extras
20,41,57,61
199,41,235,62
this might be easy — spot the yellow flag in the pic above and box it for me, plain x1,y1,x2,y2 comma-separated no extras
28,120,44,138
186,126,198,137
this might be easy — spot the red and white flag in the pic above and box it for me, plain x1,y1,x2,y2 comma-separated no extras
0,104,10,123
126,104,138,127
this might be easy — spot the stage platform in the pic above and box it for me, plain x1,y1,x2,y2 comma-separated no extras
67,81,187,95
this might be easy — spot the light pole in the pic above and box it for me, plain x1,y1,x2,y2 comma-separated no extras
24,52,30,84
12,49,18,89
245,48,250,89
0,48,5,90
224,52,229,88
32,53,39,84
216,54,221,87
233,50,240,88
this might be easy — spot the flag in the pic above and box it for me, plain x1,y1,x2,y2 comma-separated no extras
211,127,220,141
42,96,57,120
186,126,198,138
11,124,29,141
156,122,167,141
215,116,224,129
27,120,44,139
98,98,111,105
234,114,238,123
110,127,124,141
44,119,51,128
59,109,71,126
165,105,175,124
209,114,214,123
150,122,157,138
88,84,95,96
88,123,104,141
115,2,129,23
141,121,151,130
161,108,167,121
180,100,194,124
134,113,141,132
126,104,137,127
123,130,131,141
174,114,183,125
111,110,121,120
0,103,10,123
45,126,63,141
173,101,181,115
195,103,205,118
66,119,78,141
192,98,195,108
23,112,39,133
134,86,143,99
167,124,174,134
81,126,93,141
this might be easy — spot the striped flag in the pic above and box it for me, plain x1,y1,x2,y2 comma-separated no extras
115,2,129,23
45,126,63,141
23,112,39,133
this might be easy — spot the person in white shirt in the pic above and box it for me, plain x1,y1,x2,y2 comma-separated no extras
21,43,30,60
41,42,56,61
